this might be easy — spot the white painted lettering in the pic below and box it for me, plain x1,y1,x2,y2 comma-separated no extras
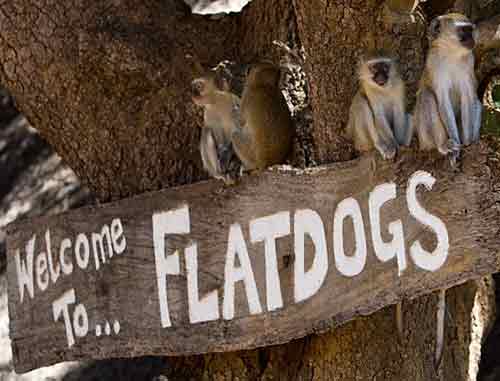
369,183,407,275
250,212,290,312
223,224,262,320
111,218,127,254
45,230,61,284
185,243,220,324
152,207,186,328
75,233,90,269
91,225,113,270
294,209,328,303
333,198,367,277
407,171,449,271
52,289,76,347
59,238,73,275
35,252,49,292
15,235,36,303
72,303,89,338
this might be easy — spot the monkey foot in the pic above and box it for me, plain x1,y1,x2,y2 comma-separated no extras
377,143,397,160
223,176,237,186
447,139,461,153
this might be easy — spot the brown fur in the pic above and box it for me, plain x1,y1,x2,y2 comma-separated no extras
232,63,294,171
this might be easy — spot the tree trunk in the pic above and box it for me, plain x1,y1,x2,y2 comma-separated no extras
0,0,498,380
0,0,298,201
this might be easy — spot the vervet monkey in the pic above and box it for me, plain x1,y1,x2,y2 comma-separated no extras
191,70,241,184
414,13,482,163
232,63,294,171
412,15,482,367
346,50,412,160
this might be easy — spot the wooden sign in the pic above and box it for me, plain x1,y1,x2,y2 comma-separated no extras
6,145,500,373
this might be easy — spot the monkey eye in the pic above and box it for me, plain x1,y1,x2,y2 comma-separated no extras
370,62,389,75
459,25,473,34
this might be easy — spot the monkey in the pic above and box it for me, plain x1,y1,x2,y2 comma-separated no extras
231,62,294,172
413,13,482,163
346,50,412,160
345,50,411,338
191,70,242,184
412,14,483,368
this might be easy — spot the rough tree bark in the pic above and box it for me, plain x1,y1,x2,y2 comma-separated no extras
0,0,499,380
0,0,300,202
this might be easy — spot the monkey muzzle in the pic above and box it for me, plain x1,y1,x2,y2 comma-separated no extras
371,62,390,87
458,26,475,50
373,72,388,87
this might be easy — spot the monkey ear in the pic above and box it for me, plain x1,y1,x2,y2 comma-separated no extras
428,17,441,40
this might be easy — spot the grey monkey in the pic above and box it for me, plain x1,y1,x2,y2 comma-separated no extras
346,50,412,160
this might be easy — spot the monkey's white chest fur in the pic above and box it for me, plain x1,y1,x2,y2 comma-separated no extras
431,53,476,107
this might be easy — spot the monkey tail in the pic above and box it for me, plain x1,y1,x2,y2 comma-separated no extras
434,289,447,371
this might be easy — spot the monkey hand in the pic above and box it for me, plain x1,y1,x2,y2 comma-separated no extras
447,139,461,153
223,174,237,186
436,139,461,156
443,139,461,167
218,143,235,172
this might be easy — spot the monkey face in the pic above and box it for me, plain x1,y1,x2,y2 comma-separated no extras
191,78,216,106
456,23,476,50
191,70,232,106
191,79,206,105
359,49,397,90
369,61,391,87
429,14,477,51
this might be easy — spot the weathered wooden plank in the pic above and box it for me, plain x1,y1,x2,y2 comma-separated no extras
6,144,500,373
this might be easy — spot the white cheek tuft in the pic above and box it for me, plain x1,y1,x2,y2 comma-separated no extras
454,21,473,27
365,58,392,65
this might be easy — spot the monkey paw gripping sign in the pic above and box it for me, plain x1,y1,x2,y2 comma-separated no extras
6,149,500,373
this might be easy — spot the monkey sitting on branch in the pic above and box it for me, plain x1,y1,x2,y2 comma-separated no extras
413,13,483,370
189,58,242,185
413,13,482,164
232,62,295,172
346,50,412,160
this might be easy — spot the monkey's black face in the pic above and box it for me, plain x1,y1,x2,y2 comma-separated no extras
457,24,475,50
370,62,390,87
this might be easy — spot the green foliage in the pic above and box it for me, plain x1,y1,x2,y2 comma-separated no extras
483,109,500,136
492,85,500,109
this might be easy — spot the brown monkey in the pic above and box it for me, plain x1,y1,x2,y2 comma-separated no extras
346,50,412,160
232,63,294,171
